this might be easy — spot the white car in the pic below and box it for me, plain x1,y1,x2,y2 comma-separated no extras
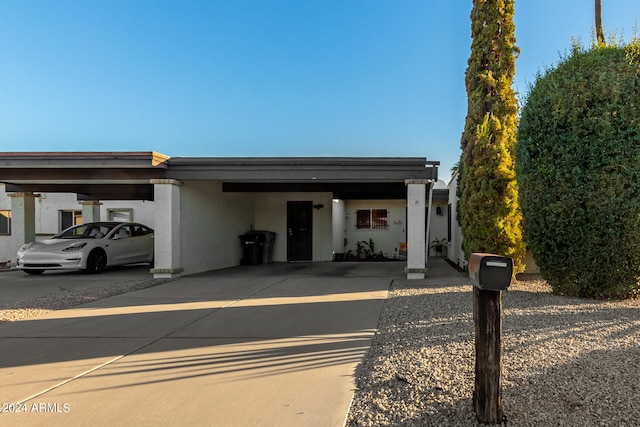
17,222,154,275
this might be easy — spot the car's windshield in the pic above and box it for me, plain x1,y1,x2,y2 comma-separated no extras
54,224,116,239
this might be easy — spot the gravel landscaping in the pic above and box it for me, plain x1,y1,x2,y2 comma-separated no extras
347,275,640,426
0,277,170,324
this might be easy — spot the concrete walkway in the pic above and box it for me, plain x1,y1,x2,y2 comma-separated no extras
0,261,419,426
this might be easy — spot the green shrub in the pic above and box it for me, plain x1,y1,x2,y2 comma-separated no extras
516,41,640,298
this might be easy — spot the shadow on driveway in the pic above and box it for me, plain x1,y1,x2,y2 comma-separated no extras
0,261,404,426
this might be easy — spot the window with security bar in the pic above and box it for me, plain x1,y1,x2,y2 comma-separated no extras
356,209,388,230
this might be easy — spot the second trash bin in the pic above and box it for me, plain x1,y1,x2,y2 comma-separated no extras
239,233,265,265
244,230,276,264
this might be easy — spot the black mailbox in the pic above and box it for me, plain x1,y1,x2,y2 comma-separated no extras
469,253,513,291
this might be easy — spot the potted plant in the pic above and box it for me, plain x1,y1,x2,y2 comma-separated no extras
430,238,447,257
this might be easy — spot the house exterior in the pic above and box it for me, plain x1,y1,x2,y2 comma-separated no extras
0,152,444,279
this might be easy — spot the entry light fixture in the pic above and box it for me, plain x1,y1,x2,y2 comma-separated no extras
313,204,324,210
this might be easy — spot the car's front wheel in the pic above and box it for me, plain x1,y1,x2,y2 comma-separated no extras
85,250,107,274
24,269,44,275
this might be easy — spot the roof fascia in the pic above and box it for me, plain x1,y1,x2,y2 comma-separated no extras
0,152,169,169
167,157,438,182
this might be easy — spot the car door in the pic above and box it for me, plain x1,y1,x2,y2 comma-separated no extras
130,224,154,262
106,225,136,265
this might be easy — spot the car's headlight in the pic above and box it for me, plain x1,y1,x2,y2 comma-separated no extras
62,243,87,252
18,242,33,256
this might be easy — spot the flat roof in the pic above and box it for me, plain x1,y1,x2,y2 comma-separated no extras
0,151,169,167
0,152,169,200
0,153,439,200
167,157,439,182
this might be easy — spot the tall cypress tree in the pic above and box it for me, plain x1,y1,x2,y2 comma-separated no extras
458,0,525,271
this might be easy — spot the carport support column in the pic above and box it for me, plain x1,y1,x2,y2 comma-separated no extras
405,180,428,279
150,179,184,278
8,192,37,265
79,201,102,223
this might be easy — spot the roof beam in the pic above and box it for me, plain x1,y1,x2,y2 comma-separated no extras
4,184,154,201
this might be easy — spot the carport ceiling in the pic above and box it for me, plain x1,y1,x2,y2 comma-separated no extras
222,182,411,199
222,182,449,200
2,183,155,201
0,152,168,201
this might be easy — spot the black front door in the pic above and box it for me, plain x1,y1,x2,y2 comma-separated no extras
287,201,312,261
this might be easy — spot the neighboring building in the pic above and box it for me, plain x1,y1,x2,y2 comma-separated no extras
429,180,449,258
447,173,466,270
0,153,442,279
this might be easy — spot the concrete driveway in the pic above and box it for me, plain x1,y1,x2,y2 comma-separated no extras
0,261,403,426
0,264,153,306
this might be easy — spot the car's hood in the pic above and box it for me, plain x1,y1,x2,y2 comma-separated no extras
26,239,96,251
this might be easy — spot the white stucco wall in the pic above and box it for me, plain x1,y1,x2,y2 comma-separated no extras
254,192,333,262
0,184,8,210
0,185,11,262
428,199,449,257
0,238,8,264
332,199,347,256
0,241,8,264
102,200,156,228
152,179,182,277
178,180,255,275
34,194,156,236
344,199,407,259
447,174,465,269
35,193,81,235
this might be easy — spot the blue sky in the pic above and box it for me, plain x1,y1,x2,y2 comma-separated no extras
1,1,638,182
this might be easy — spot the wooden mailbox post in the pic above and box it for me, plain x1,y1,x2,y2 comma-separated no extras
469,253,513,424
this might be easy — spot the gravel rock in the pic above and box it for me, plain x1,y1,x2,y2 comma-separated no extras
347,276,640,426
0,278,171,324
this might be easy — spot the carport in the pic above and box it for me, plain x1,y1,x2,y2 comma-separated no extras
0,152,166,266
0,153,439,279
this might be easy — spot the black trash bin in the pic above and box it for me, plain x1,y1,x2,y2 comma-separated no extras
245,230,276,264
239,233,265,265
